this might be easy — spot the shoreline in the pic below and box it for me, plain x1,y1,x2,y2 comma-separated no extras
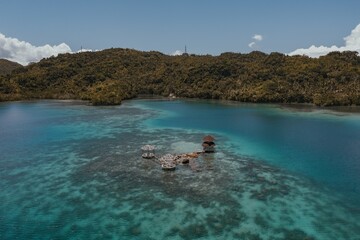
2,96,360,114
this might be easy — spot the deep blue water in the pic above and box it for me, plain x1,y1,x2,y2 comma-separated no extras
1,100,360,240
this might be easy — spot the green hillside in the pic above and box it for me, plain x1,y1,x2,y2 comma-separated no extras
0,48,359,106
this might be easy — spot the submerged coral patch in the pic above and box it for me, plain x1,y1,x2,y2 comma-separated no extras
0,100,360,240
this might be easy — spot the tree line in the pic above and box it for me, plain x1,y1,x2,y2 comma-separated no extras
0,48,359,106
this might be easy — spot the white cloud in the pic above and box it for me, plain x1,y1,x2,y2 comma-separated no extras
249,34,263,49
171,50,183,56
77,48,94,53
253,34,263,41
288,23,360,57
248,42,256,48
0,32,72,65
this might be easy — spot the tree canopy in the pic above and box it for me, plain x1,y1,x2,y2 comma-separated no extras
0,49,359,106
0,59,23,76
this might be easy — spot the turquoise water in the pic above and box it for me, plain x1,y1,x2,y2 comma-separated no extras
0,100,360,240
140,100,360,202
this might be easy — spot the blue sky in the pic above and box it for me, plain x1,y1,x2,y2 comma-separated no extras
1,0,360,64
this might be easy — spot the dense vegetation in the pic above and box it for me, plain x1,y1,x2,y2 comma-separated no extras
0,59,22,76
0,48,359,106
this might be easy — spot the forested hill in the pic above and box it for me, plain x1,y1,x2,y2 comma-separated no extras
0,48,359,106
0,59,23,76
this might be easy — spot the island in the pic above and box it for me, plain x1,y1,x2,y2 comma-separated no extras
0,49,359,106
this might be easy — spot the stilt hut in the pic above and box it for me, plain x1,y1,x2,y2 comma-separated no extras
202,135,216,153
159,154,176,170
141,145,156,159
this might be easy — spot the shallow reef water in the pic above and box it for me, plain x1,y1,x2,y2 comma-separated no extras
0,100,360,240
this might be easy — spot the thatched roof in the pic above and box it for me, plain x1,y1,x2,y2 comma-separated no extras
203,135,215,142
159,154,175,162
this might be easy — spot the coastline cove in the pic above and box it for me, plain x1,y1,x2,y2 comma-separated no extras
0,99,359,240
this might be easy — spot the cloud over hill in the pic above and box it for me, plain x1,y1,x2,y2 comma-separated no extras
0,33,72,65
289,23,360,57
